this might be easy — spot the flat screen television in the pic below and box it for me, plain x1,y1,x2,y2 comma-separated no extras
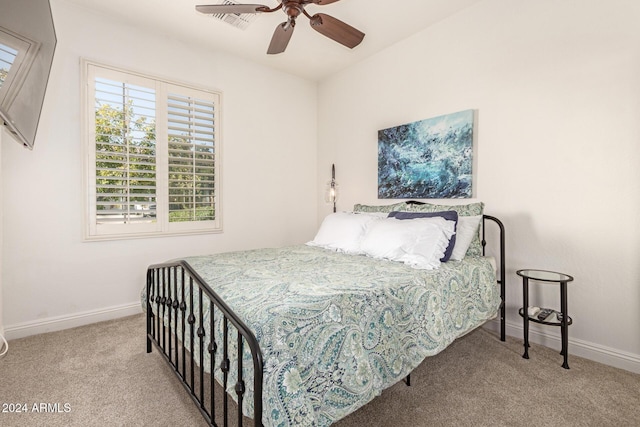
0,0,56,149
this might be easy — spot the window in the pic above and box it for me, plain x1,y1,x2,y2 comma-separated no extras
0,27,38,111
0,41,18,91
83,60,221,240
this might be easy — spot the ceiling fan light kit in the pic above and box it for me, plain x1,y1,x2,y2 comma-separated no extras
196,0,365,54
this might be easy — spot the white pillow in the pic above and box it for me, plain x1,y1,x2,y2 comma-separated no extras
449,215,482,261
306,212,380,253
360,217,455,269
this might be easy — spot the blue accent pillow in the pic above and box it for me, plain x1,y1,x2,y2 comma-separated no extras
388,211,458,262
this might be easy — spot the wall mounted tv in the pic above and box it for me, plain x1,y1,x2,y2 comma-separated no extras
0,0,56,149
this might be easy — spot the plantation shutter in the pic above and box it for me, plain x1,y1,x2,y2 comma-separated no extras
85,60,221,240
167,87,217,223
94,77,157,225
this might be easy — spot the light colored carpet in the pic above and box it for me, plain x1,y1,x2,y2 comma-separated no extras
0,314,638,426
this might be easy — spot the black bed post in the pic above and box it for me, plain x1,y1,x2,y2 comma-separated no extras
146,269,153,353
482,215,506,342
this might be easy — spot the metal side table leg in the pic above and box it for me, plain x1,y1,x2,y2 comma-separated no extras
560,281,570,369
522,277,530,359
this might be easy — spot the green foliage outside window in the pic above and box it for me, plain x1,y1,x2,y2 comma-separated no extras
95,97,215,223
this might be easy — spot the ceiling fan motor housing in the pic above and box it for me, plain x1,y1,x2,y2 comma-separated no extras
283,1,303,19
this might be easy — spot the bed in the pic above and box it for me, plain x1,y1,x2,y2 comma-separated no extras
144,201,506,427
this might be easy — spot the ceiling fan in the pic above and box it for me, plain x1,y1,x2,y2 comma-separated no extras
196,0,365,54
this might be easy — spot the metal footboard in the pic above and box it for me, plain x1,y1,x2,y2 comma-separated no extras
146,260,264,427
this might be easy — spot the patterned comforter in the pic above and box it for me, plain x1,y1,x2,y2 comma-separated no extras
144,244,501,426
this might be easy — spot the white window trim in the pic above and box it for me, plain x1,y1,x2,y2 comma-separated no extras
81,59,222,241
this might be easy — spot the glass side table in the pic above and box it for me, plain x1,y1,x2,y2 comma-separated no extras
516,269,574,369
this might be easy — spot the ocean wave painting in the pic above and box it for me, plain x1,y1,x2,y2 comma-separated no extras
378,109,474,199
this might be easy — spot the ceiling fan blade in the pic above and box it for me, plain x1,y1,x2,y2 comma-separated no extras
195,4,269,15
309,13,364,49
311,0,342,4
267,22,295,55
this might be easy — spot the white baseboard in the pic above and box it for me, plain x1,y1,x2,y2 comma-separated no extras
4,302,143,341
483,319,640,375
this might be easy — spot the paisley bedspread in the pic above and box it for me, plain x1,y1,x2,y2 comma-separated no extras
143,244,501,427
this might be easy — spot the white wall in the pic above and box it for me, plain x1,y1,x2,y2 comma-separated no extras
1,0,318,338
318,0,640,372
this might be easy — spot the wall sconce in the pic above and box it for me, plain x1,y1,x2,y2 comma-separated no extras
324,163,339,213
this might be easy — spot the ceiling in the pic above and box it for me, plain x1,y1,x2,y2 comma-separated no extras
61,0,482,81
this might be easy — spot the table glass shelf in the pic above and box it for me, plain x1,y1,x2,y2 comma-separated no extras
517,270,574,283
518,308,573,326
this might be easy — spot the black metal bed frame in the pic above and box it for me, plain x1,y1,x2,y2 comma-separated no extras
145,214,506,427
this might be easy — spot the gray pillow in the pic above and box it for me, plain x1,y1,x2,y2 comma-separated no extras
353,202,409,213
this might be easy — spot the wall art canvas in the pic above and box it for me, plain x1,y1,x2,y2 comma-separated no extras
378,109,474,199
